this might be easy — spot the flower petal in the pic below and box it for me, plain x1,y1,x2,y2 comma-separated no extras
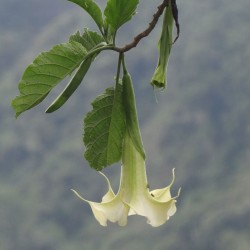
89,198,129,226
99,172,116,202
150,168,175,201
129,193,177,227
71,172,130,226
126,168,179,227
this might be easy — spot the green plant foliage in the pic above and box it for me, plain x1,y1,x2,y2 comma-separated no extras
46,56,94,113
11,42,87,117
104,0,139,32
83,84,126,170
46,30,106,113
69,29,105,48
68,0,104,30
69,29,105,50
2,0,250,248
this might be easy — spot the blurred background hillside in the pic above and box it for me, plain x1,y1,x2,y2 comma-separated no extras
0,0,250,249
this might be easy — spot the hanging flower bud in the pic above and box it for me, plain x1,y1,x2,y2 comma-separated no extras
151,4,174,89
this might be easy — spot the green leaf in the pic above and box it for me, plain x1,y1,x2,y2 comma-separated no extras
83,84,126,170
104,0,139,31
11,42,87,117
46,30,106,113
68,0,103,30
69,30,103,50
45,55,94,113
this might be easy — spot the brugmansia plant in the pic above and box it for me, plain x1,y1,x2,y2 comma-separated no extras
11,0,180,227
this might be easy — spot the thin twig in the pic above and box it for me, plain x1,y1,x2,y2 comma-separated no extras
117,0,170,53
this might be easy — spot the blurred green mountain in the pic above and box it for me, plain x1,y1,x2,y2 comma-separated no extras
0,0,250,250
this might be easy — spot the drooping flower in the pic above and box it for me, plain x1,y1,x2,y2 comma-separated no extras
151,4,174,89
72,57,180,227
72,130,180,227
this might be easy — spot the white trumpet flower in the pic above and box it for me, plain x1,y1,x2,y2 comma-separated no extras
72,131,180,227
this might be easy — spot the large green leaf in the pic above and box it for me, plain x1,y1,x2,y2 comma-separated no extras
68,0,103,30
46,30,106,113
69,29,105,50
104,0,139,31
45,56,94,113
11,42,87,117
83,84,126,170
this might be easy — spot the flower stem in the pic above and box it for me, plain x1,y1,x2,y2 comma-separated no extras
115,53,123,88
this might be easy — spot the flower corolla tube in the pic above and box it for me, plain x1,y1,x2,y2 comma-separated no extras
72,131,180,227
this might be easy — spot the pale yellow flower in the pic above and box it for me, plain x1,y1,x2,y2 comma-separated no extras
72,131,180,227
